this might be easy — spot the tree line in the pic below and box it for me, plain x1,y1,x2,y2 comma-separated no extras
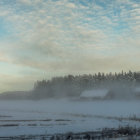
32,71,140,99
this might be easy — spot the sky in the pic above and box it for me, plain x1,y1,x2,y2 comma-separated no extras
0,0,140,92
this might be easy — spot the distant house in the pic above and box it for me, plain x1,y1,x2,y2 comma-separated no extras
80,89,109,100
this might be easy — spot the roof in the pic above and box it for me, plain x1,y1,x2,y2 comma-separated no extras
80,89,109,98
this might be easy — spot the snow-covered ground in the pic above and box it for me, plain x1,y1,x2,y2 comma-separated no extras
0,99,140,136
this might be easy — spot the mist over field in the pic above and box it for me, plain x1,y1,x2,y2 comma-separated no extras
0,0,140,139
0,96,140,139
0,72,140,139
1,71,140,101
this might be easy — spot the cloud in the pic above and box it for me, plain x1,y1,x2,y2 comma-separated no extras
0,0,139,91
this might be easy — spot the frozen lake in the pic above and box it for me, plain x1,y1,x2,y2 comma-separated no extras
0,99,140,136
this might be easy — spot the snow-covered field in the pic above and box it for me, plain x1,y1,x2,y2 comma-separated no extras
0,99,140,137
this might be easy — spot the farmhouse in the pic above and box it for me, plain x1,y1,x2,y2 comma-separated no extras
80,89,109,100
